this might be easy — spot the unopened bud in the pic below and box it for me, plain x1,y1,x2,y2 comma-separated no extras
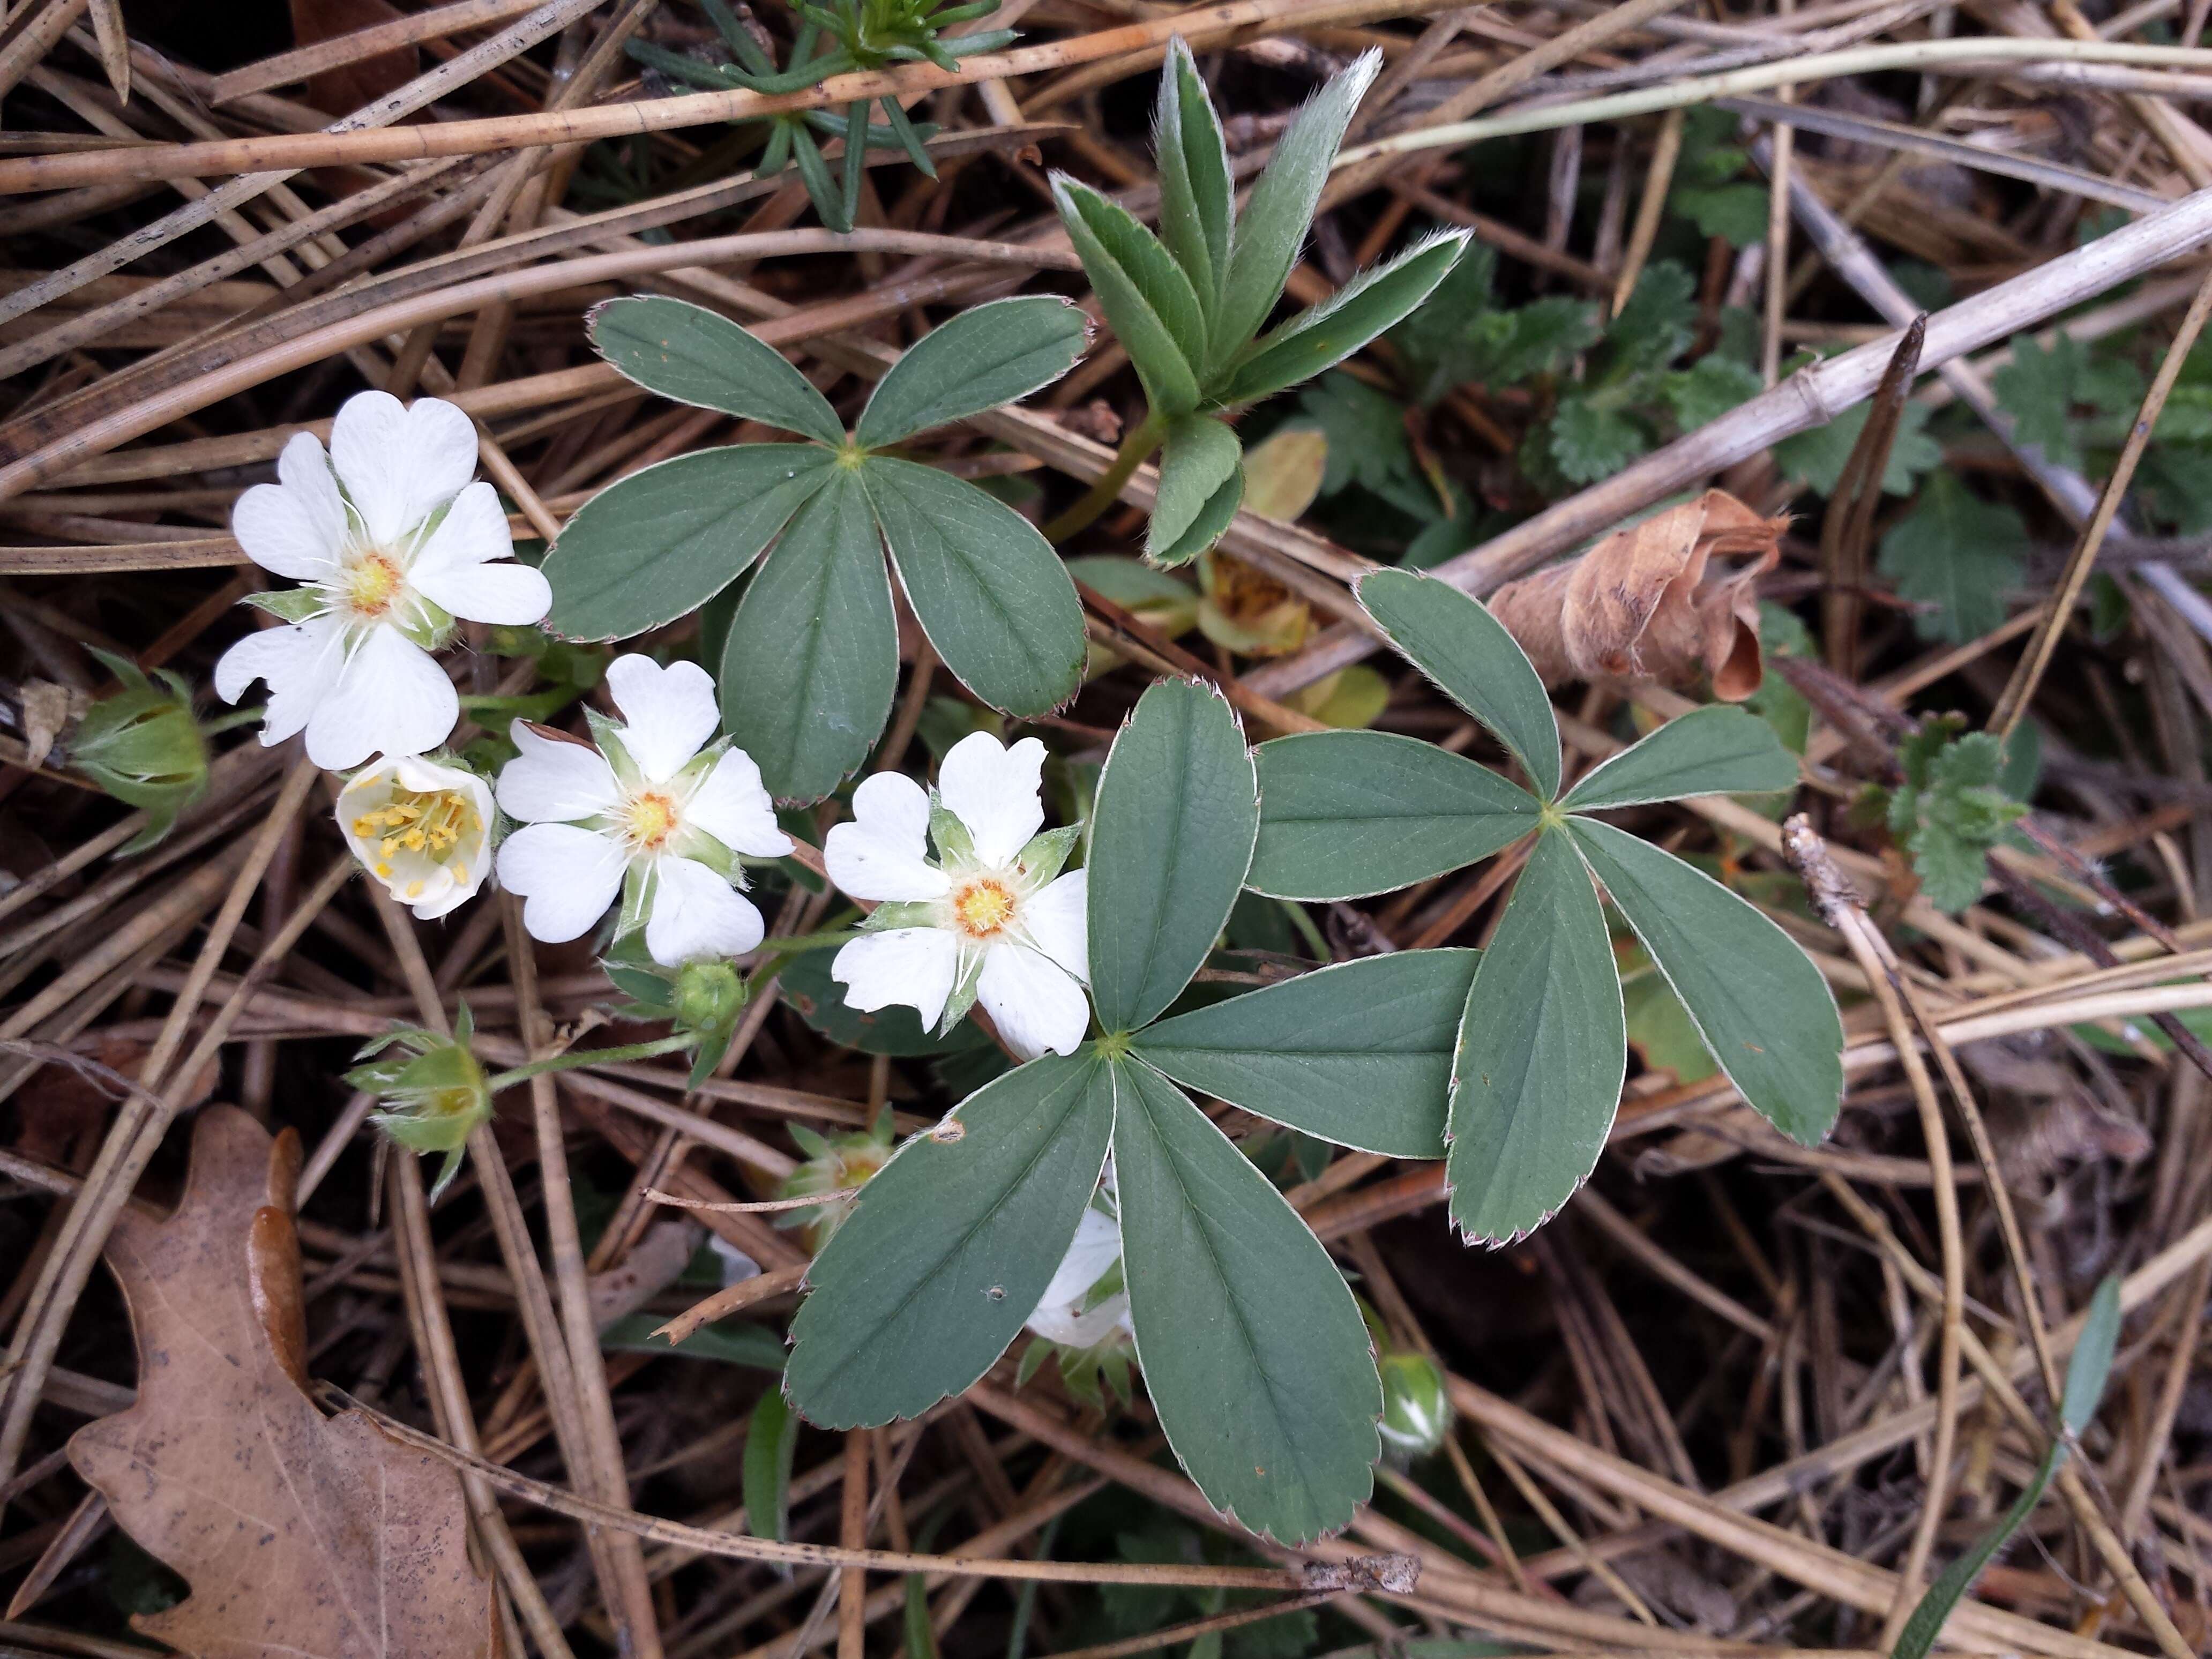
68,650,208,851
347,1005,491,1198
1378,1350,1450,1459
675,960,746,1034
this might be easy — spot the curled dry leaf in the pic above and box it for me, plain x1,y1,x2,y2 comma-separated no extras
68,1106,492,1659
1489,489,1785,702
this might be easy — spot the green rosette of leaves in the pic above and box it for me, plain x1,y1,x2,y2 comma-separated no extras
785,679,1496,1543
542,294,1091,802
1047,38,1471,561
1247,569,1847,1244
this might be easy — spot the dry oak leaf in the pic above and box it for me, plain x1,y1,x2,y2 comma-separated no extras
1489,489,1784,701
68,1105,492,1658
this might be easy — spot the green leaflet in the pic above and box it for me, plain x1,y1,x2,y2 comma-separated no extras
1446,829,1624,1244
1249,730,1540,900
1051,177,1206,415
1216,49,1380,367
854,296,1089,447
1111,1058,1380,1543
1876,470,2028,644
1087,678,1259,1033
1132,949,1479,1157
743,1387,800,1544
1152,464,1244,566
1215,231,1468,408
1154,37,1232,315
718,468,896,803
1561,705,1799,812
589,295,844,445
1567,817,1842,1146
862,457,1086,715
782,1052,1115,1426
543,446,834,641
1149,414,1244,562
1354,567,1564,801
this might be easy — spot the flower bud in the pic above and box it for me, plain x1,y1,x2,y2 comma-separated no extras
338,753,493,920
68,650,208,852
1377,1350,1451,1459
347,1006,491,1198
778,1108,895,1254
675,960,746,1034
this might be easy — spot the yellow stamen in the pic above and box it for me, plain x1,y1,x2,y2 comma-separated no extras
951,878,1016,939
625,790,679,852
344,552,406,619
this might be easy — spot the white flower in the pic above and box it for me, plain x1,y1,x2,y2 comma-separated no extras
214,391,552,771
338,753,492,921
494,654,791,966
825,731,1090,1060
1023,1205,1131,1348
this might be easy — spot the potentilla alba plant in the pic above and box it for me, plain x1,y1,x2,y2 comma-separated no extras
496,654,791,966
826,731,1089,1060
338,753,493,920
215,392,552,769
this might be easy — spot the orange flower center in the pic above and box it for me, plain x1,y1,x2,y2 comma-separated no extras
344,552,406,618
625,790,679,852
951,878,1016,938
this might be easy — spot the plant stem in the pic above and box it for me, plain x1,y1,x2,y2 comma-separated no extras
485,1032,696,1092
1041,410,1167,544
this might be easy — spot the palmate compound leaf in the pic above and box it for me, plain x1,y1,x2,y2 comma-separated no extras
1087,677,1258,1033
861,457,1086,715
543,445,835,640
719,466,896,802
1130,948,1479,1156
783,1051,1115,1426
70,1108,492,1657
1565,817,1842,1145
854,295,1090,449
1356,566,1564,801
1110,1057,1381,1543
1446,827,1626,1244
1148,413,1243,563
1560,703,1799,812
1249,729,1541,901
589,294,845,446
1051,175,1206,416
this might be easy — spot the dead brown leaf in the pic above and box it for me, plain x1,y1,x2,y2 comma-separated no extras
1488,489,1785,701
68,1105,493,1658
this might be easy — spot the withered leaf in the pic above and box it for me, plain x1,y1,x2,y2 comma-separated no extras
1489,489,1784,701
69,1106,492,1659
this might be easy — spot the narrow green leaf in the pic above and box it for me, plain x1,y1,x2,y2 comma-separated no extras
1112,1059,1380,1543
862,458,1085,715
1152,464,1243,567
1148,414,1243,561
742,1387,800,1543
1561,705,1798,812
1155,36,1233,312
718,469,896,802
1132,949,1479,1156
1353,567,1563,801
1216,231,1469,408
1053,175,1206,415
590,294,845,445
783,1052,1115,1426
1250,730,1540,900
1216,49,1380,363
1566,817,1842,1146
2061,1274,2123,1436
601,1313,787,1369
1088,678,1258,1033
855,296,1090,447
543,446,833,640
1446,829,1624,1244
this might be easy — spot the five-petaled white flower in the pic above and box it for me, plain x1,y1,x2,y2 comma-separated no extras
215,392,552,771
826,732,1090,1060
338,753,493,921
495,655,791,966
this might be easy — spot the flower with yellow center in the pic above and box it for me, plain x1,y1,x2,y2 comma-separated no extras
825,731,1091,1060
496,655,791,967
339,753,495,920
215,391,551,771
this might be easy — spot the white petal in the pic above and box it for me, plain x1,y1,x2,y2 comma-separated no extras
412,872,479,922
409,484,547,625
214,617,344,746
330,392,479,547
233,437,346,580
645,856,766,966
1035,1207,1123,1311
686,750,792,857
277,429,348,547
1019,868,1088,984
497,821,626,943
824,772,948,901
303,625,457,771
976,944,1089,1059
604,654,719,783
498,721,619,823
831,927,959,1029
1026,1292,1130,1349
939,731,1046,868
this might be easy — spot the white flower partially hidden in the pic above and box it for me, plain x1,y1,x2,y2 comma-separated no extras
339,754,493,921
826,733,1089,1059
215,391,552,771
1023,1205,1131,1349
495,654,791,966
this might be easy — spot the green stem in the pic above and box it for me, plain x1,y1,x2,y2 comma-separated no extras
1041,409,1168,544
198,704,268,736
485,1032,696,1092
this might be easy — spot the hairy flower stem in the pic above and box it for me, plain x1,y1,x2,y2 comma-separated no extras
1041,410,1167,544
484,1032,696,1093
